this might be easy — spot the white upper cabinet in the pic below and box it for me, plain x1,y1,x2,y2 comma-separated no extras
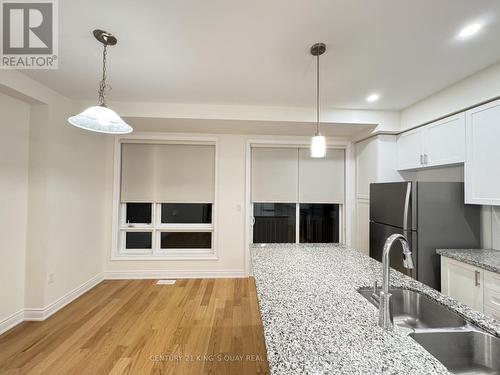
465,99,500,205
397,113,465,170
423,113,465,167
397,128,423,170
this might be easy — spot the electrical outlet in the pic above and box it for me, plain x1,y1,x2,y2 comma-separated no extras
48,273,55,284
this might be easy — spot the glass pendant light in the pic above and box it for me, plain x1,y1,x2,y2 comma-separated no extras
310,43,326,158
68,30,132,134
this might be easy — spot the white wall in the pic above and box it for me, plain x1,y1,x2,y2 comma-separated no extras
1,70,109,318
24,97,109,309
414,165,464,182
0,92,30,324
481,206,500,251
401,61,500,130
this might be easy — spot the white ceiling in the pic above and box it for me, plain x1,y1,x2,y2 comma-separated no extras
23,0,500,110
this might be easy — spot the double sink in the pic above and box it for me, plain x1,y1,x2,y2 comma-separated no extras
358,287,500,374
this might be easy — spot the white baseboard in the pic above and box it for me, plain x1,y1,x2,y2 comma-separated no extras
24,273,104,321
0,310,25,335
104,269,246,280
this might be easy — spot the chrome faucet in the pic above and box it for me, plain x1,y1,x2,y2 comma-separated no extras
379,233,414,331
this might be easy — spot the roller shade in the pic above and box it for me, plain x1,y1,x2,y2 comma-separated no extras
121,143,215,203
121,143,155,202
251,147,298,202
298,148,345,203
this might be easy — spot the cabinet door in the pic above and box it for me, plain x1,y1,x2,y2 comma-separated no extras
441,256,483,312
465,99,500,205
397,128,423,170
423,113,465,167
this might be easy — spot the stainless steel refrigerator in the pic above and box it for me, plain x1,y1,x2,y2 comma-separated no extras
369,182,481,291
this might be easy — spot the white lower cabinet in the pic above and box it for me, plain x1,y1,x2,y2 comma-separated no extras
441,256,500,319
484,270,500,318
441,256,483,312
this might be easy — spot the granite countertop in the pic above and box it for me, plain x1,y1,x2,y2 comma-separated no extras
436,248,500,274
251,243,500,375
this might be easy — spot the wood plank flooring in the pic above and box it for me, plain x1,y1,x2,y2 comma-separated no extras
0,278,270,375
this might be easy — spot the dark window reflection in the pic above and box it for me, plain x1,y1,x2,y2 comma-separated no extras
126,203,152,224
300,204,339,243
253,203,296,243
125,232,152,249
160,232,212,249
161,203,212,224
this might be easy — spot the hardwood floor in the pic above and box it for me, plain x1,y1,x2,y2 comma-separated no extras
0,278,270,375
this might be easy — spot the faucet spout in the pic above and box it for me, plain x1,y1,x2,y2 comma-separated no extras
378,233,414,331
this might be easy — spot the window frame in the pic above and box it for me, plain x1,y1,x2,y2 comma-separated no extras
112,135,218,261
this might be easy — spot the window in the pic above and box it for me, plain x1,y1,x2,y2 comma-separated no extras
160,232,212,249
125,232,152,249
253,203,296,243
119,202,214,256
299,204,340,243
116,141,216,259
161,203,212,224
251,146,345,244
126,203,152,224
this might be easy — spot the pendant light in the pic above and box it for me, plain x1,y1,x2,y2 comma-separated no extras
310,42,326,158
68,30,132,134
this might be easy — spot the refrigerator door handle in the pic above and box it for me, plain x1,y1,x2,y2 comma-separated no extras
403,182,412,233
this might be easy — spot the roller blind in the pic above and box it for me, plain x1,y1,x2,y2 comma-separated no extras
121,143,155,202
251,147,298,202
298,148,345,203
121,143,215,203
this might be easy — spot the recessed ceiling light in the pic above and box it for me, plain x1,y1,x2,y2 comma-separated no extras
366,93,380,103
457,23,483,39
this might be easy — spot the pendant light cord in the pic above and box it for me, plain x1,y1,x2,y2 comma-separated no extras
98,44,108,106
316,53,320,136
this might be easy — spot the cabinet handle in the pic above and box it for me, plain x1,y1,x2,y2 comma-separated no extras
475,271,481,287
420,154,423,165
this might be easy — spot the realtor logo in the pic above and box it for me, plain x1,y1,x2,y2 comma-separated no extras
1,0,58,69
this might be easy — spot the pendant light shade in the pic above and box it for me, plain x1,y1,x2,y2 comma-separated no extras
310,43,326,158
310,135,326,158
68,30,132,134
68,105,132,134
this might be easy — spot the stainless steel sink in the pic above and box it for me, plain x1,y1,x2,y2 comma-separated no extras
410,331,500,375
358,287,468,329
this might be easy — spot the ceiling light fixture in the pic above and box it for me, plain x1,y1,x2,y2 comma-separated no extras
457,23,483,39
310,42,327,158
68,30,132,134
366,93,380,103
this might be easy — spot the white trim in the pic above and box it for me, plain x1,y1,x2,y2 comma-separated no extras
24,273,104,321
112,133,220,261
103,269,245,280
0,309,24,335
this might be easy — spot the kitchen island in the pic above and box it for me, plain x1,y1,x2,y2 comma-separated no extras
251,243,500,375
